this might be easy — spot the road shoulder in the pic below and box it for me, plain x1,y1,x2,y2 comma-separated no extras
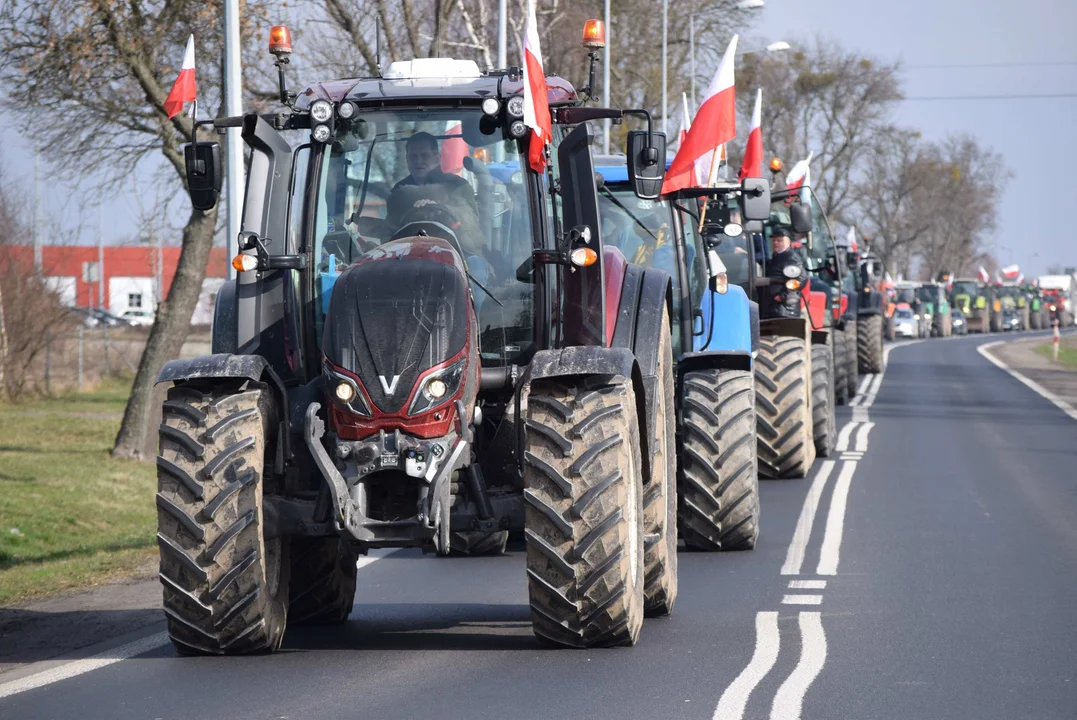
981,333,1077,419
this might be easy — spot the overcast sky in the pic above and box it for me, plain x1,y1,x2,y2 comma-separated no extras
3,0,1075,277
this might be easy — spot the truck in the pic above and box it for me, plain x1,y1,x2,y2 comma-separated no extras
1039,274,1076,326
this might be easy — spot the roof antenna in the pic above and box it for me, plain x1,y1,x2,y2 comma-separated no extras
375,16,382,75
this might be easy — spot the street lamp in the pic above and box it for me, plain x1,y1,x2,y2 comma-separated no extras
737,0,766,8
735,40,791,58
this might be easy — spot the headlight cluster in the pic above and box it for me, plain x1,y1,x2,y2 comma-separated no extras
325,367,371,417
310,99,335,144
409,358,466,415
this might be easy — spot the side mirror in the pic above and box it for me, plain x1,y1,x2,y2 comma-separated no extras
789,202,812,234
184,142,223,211
744,220,763,233
739,177,771,221
627,129,666,200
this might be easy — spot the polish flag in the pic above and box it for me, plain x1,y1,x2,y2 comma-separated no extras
662,35,738,195
521,0,551,173
163,35,197,120
785,152,813,191
1000,264,1020,281
1016,273,1025,284
738,89,763,181
977,266,990,283
846,226,858,254
680,93,692,147
441,123,468,174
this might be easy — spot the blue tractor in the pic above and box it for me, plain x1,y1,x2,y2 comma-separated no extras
594,158,770,551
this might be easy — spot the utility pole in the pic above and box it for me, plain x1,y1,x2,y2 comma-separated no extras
661,0,668,136
32,152,42,275
689,15,696,111
97,206,105,310
497,0,507,69
601,0,611,154
223,0,244,281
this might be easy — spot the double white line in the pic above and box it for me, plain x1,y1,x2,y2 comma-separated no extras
713,362,888,720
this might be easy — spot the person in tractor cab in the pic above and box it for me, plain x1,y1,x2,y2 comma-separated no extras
761,226,808,319
394,131,473,193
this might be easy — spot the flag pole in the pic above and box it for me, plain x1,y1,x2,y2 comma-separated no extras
698,143,724,233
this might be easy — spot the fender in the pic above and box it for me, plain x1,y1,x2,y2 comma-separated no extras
157,353,291,460
516,345,652,486
695,285,754,356
678,350,752,375
211,279,238,354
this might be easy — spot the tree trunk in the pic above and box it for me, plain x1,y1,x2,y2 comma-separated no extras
112,204,218,459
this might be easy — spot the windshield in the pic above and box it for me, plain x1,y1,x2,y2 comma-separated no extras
916,286,937,304
311,108,533,366
996,286,1020,297
952,280,980,297
895,287,917,304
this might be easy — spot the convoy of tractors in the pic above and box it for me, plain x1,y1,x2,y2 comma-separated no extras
152,23,1071,656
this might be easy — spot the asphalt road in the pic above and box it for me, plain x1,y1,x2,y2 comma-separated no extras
3,332,1077,720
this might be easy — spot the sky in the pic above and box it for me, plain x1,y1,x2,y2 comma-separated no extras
3,0,1075,277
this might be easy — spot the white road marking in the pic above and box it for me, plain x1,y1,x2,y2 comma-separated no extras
769,612,827,720
781,461,836,576
817,460,858,576
978,341,1077,422
0,550,396,699
713,612,781,720
856,374,872,395
781,595,823,605
0,632,170,700
834,421,859,452
853,422,875,452
788,580,826,589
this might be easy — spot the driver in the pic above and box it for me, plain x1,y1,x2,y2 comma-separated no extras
394,132,472,193
761,226,808,319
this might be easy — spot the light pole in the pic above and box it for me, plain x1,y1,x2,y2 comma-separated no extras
497,0,507,69
223,0,244,281
683,2,770,114
602,0,611,154
661,0,667,135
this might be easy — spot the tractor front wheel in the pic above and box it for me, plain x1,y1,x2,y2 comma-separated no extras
833,329,849,406
812,344,837,457
755,336,815,479
858,314,885,374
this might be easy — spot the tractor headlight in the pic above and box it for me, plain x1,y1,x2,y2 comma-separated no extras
482,98,501,116
310,100,333,123
507,95,525,117
312,124,333,143
409,358,466,416
713,272,729,294
325,368,371,417
335,381,355,402
782,265,801,279
509,120,527,138
785,279,801,291
338,101,357,119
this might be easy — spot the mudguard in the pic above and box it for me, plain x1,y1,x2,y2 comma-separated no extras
695,285,754,356
156,353,291,460
858,288,884,316
519,345,652,486
211,279,238,354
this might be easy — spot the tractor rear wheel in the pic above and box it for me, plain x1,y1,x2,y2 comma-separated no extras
643,307,678,616
448,530,510,556
678,368,759,551
288,537,357,624
858,314,884,374
812,344,836,458
156,380,289,655
755,336,815,479
832,329,849,406
845,322,860,400
523,378,645,648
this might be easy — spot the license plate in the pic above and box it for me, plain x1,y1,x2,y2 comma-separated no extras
380,454,398,466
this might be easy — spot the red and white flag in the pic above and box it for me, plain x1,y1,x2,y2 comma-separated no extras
680,93,692,147
163,34,197,120
662,34,738,195
785,152,813,191
1000,264,1020,281
521,0,551,173
738,89,763,181
977,265,990,283
846,226,858,253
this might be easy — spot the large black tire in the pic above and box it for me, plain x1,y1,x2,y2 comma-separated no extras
756,336,815,479
1030,311,1041,330
832,329,849,406
288,537,357,624
845,322,860,400
523,378,645,648
811,344,836,458
858,314,884,374
156,380,289,655
643,308,678,616
990,310,1002,333
678,369,759,551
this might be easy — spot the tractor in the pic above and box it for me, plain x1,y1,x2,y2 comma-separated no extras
853,250,887,373
915,282,951,337
593,159,770,551
1027,284,1047,329
893,281,929,338
155,26,681,653
951,278,995,333
996,283,1029,331
753,189,835,477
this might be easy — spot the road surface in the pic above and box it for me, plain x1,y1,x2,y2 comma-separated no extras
3,332,1076,719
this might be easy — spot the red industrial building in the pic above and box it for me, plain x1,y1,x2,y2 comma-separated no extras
1,245,228,323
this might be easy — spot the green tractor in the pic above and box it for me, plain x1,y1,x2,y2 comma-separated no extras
997,284,1029,331
951,278,995,333
1027,285,1048,329
915,283,951,337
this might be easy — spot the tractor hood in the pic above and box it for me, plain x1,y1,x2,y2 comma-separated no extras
322,237,472,414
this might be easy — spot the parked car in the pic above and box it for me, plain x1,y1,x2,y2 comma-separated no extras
120,309,155,327
69,307,127,328
893,307,918,338
951,308,968,336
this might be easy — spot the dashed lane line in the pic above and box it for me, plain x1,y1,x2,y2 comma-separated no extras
781,595,823,605
788,580,826,590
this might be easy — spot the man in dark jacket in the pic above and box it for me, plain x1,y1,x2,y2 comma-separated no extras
761,226,808,319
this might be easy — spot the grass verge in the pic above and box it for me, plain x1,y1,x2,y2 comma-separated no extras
1033,339,1077,371
0,378,156,605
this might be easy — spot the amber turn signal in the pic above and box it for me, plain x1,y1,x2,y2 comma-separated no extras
269,25,293,56
232,254,258,272
582,19,606,49
570,247,599,267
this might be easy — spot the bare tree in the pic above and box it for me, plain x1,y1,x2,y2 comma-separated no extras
0,0,273,456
